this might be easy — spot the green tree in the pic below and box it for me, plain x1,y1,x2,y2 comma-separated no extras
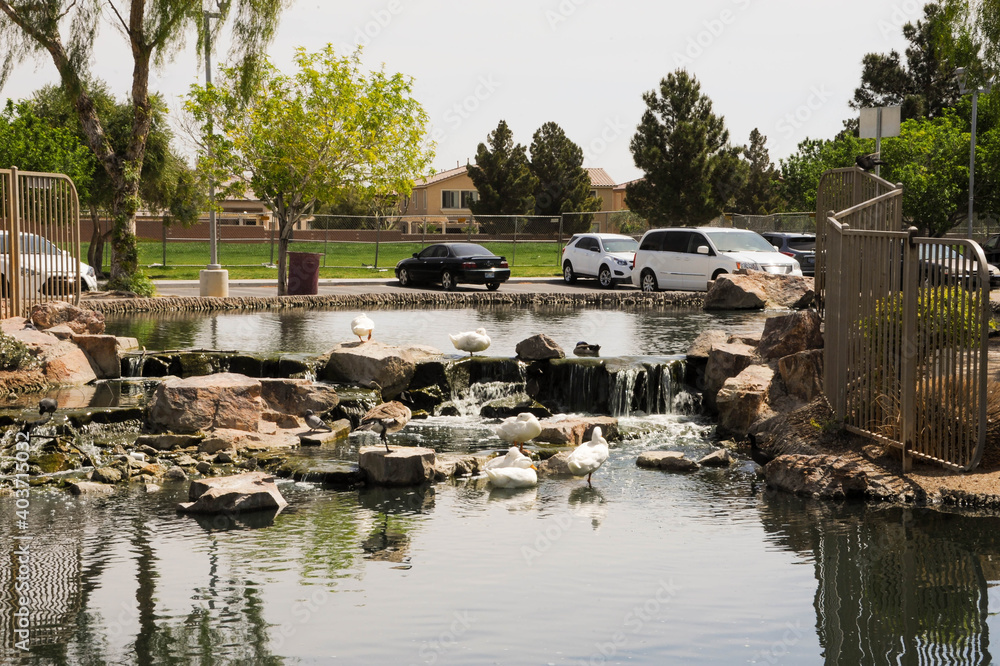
467,120,538,218
0,99,94,196
732,128,785,215
528,121,601,233
626,70,743,226
0,0,286,294
779,133,871,212
187,45,433,295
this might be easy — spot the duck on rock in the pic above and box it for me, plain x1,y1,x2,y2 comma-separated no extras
495,412,542,454
449,328,491,357
484,447,538,488
567,426,610,485
351,313,374,342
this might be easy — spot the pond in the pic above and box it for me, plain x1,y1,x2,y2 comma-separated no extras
2,305,1000,663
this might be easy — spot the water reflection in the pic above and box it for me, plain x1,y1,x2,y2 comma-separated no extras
759,495,995,665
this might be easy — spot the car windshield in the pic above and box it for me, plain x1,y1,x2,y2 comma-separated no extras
603,238,638,253
447,243,493,257
784,237,816,251
705,230,775,253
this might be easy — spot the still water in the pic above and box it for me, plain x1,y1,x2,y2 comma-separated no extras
2,306,999,663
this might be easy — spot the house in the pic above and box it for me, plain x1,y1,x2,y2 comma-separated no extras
585,168,617,211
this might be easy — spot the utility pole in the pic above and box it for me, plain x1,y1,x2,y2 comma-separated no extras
199,5,229,297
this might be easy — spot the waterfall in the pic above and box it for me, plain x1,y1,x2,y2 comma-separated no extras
538,357,690,416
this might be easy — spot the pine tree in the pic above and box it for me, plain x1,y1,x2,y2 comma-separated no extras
467,120,538,216
529,122,601,233
626,70,743,226
732,129,785,215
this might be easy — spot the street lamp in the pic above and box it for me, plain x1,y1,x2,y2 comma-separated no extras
199,4,228,297
955,67,993,239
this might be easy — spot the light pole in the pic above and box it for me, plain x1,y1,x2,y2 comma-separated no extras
199,4,228,297
955,67,993,239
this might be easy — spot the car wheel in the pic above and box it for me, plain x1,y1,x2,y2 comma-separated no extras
398,268,411,287
486,281,500,291
598,265,614,289
641,270,658,293
563,262,576,284
711,269,728,281
441,270,457,291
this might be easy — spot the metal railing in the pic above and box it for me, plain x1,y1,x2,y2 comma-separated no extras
824,185,989,471
0,167,83,316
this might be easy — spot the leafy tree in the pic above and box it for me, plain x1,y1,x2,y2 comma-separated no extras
779,133,871,212
528,121,601,233
187,45,433,295
731,128,784,215
851,2,964,121
0,99,94,196
467,120,538,217
0,1,286,294
626,70,744,226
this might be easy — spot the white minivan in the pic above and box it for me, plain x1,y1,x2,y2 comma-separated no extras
631,227,803,292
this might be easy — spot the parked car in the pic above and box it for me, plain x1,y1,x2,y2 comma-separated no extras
561,233,639,288
759,232,816,276
0,232,98,294
982,233,1000,267
918,243,1000,290
395,242,510,291
631,227,802,292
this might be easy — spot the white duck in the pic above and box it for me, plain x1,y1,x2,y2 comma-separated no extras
484,446,538,488
495,412,542,454
449,328,491,357
567,426,610,485
351,313,374,342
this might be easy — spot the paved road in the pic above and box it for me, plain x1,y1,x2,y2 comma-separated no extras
152,275,641,298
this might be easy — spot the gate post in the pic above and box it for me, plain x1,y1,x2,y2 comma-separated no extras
900,227,919,474
824,213,846,420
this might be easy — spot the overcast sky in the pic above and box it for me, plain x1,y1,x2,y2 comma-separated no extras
1,0,918,184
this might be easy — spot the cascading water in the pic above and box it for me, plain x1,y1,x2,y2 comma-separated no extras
539,357,694,416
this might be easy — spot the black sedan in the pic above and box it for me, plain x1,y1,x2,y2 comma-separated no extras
395,243,511,291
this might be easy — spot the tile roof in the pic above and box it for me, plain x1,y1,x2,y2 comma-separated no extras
587,168,616,188
415,165,469,187
613,177,643,191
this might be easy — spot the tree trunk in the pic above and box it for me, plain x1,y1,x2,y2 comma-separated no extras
107,186,141,291
87,205,104,277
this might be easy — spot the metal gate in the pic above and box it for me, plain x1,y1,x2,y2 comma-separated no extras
0,167,83,317
823,187,990,471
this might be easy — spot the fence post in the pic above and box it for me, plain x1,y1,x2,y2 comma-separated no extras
162,221,167,266
269,223,276,267
512,217,517,267
900,226,919,474
556,216,563,267
374,214,381,270
323,225,328,268
824,213,846,421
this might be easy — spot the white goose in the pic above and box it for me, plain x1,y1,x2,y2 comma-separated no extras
351,313,374,342
567,426,610,485
484,446,538,488
449,328,491,356
495,412,542,454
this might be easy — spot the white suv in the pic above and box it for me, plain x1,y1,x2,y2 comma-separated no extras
631,227,802,292
561,233,639,288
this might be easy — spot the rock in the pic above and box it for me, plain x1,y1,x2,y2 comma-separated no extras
274,459,364,486
199,437,238,454
116,337,140,352
164,466,188,481
433,453,482,479
30,301,105,334
704,275,767,310
215,451,234,464
262,411,300,428
479,393,552,419
778,349,824,402
173,454,198,467
137,445,159,457
636,451,700,472
537,416,619,446
515,334,565,361
195,461,213,475
134,433,204,451
702,342,757,410
71,334,123,379
764,454,870,499
536,451,574,476
686,330,729,360
178,471,288,514
147,373,264,434
299,419,352,446
716,365,775,437
68,481,115,495
144,483,161,493
0,317,98,386
319,341,441,399
758,311,823,360
359,446,436,486
697,448,733,467
259,378,340,415
91,466,123,484
137,463,165,477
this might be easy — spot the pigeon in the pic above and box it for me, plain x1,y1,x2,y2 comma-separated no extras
856,153,886,172
304,409,332,433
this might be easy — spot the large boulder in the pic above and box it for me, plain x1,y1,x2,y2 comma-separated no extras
147,373,264,434
716,364,775,437
480,393,552,419
702,341,757,411
686,330,729,360
758,311,823,360
259,378,339,414
515,334,564,361
1,317,97,385
29,301,105,334
359,446,436,486
778,349,824,402
537,416,619,446
71,334,122,379
536,451,574,476
178,471,288,514
319,341,441,399
705,273,814,310
763,454,869,499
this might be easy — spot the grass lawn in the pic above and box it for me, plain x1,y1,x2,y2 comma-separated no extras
84,240,564,280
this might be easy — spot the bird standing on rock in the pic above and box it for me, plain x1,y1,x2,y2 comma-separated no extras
351,313,374,342
356,400,412,452
449,328,491,357
495,412,542,455
567,426,610,486
304,409,332,433
22,397,58,434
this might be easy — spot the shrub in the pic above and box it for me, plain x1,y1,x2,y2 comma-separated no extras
0,332,37,371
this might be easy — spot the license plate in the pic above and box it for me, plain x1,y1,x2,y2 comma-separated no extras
484,272,494,279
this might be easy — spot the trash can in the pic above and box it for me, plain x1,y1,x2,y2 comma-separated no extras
287,252,322,295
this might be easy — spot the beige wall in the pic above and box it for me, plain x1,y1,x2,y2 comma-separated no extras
591,186,615,212
411,172,479,218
